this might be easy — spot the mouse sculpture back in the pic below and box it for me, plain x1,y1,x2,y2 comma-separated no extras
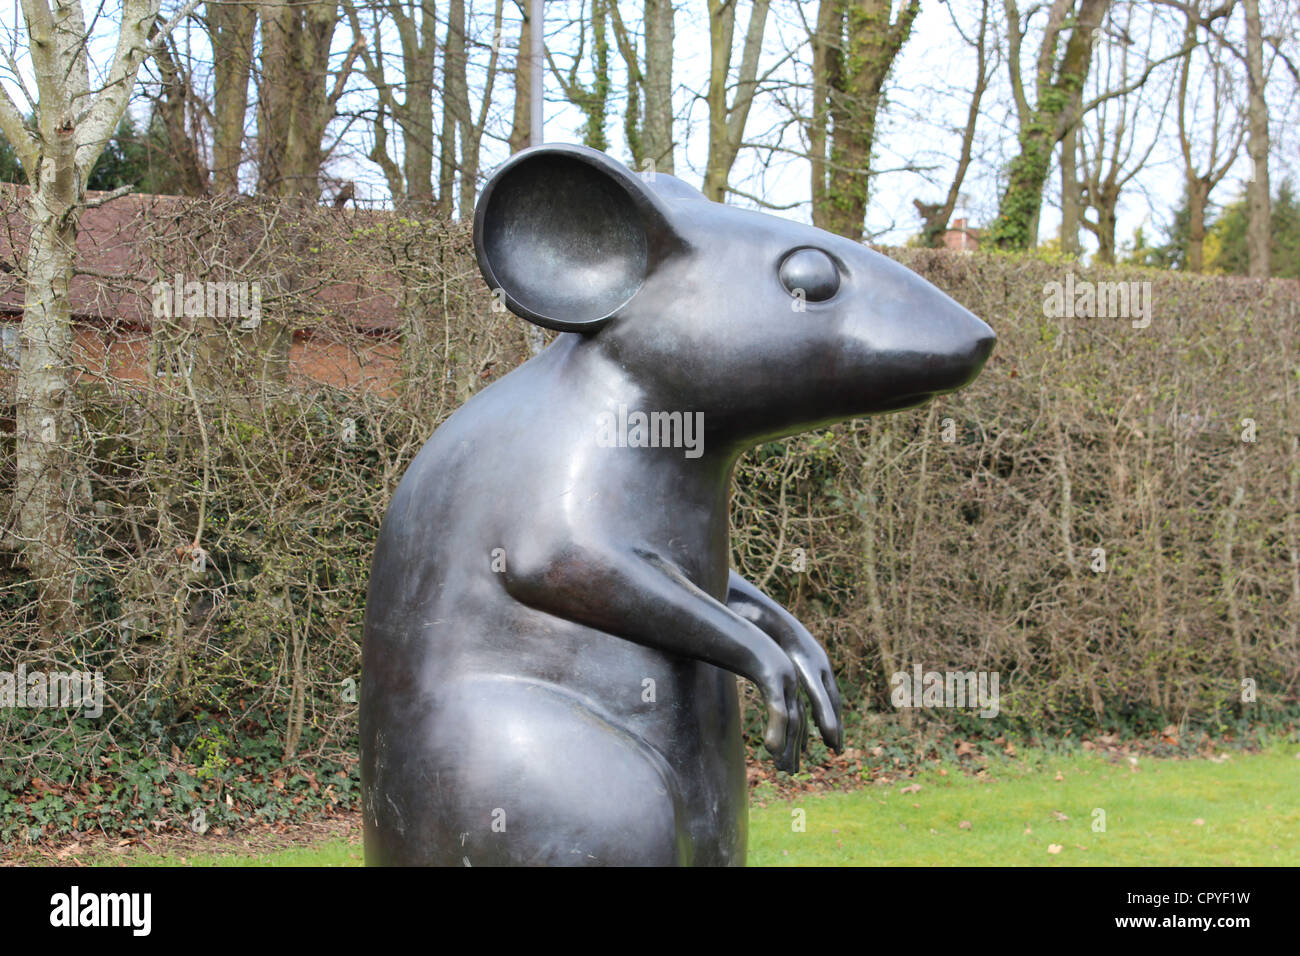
360,144,995,866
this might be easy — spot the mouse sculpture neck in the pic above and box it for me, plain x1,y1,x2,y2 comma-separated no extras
528,331,813,471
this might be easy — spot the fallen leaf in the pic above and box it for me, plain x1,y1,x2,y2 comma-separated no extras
1047,844,1063,854
1052,810,1069,822
959,820,972,830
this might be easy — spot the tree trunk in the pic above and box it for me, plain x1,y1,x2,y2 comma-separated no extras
209,0,257,194
402,60,437,209
509,0,534,153
1092,182,1118,264
810,0,920,240
1187,176,1209,273
551,0,611,150
704,0,736,201
13,154,81,637
989,0,1111,250
438,95,457,217
152,37,210,195
453,0,506,217
0,0,179,636
1060,124,1081,256
703,0,770,202
446,0,474,217
257,0,341,199
809,0,839,231
585,0,612,150
346,0,440,207
1243,0,1271,277
643,0,675,173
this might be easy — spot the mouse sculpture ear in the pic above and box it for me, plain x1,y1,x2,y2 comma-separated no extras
473,143,687,333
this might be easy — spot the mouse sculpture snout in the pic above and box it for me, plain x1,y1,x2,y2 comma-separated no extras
832,257,997,411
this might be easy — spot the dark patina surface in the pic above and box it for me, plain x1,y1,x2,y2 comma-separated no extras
361,144,995,866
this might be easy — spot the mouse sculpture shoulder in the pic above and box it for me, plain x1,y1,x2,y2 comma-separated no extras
360,143,996,866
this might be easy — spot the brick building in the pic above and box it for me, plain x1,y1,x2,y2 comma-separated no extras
0,187,402,394
942,217,980,252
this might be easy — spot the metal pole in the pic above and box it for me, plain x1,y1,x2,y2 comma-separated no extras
529,0,544,146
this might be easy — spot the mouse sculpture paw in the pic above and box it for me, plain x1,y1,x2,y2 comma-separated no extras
728,571,844,773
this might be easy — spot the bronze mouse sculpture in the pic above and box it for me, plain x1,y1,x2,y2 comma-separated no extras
360,144,995,865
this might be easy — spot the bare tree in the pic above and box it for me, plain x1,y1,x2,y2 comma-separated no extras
148,28,210,195
444,0,506,217
345,0,440,208
807,0,921,240
0,0,202,634
913,0,997,247
701,0,770,201
1242,0,1270,275
256,0,361,199
508,0,535,153
989,0,1113,249
1074,3,1177,263
1175,0,1245,273
546,0,613,150
207,0,257,194
609,0,675,173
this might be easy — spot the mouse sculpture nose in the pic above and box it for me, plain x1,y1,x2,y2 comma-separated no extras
918,307,996,397
948,308,997,392
830,253,997,413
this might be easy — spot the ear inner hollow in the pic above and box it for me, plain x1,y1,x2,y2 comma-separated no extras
479,152,651,330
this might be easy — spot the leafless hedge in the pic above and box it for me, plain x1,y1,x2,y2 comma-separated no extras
734,249,1300,728
1,196,1297,781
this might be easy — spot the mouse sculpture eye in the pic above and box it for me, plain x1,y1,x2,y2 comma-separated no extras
779,248,840,303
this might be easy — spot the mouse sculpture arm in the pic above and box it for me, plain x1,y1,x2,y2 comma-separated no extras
502,543,834,771
726,570,843,754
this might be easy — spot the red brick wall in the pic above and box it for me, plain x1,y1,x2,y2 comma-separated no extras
2,319,401,394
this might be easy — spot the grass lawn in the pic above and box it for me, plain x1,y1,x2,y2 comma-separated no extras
81,742,1299,867
751,742,1299,866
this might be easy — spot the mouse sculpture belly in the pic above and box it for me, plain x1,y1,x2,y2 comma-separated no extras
360,144,996,866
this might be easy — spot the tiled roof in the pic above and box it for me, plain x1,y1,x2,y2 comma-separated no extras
0,185,405,333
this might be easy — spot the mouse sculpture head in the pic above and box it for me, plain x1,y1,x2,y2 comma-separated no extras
360,143,995,867
474,142,995,453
